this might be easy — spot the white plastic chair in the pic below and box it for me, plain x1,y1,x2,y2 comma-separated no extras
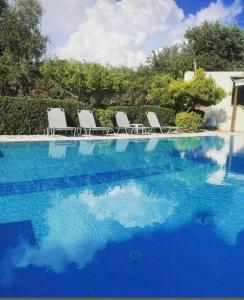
146,111,181,133
145,139,159,152
79,141,96,155
47,108,76,136
77,110,109,135
116,111,149,134
115,139,130,152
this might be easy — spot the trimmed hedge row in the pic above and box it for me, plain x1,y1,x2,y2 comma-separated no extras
0,97,176,134
0,97,88,134
108,105,176,127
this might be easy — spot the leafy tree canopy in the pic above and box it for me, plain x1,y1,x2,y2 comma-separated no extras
148,43,194,79
39,59,131,106
185,21,244,71
168,68,226,111
0,0,7,17
0,0,47,95
149,21,244,77
0,8,234,112
147,74,174,106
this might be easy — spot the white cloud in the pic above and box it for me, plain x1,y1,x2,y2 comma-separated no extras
55,0,185,66
40,0,97,55
192,0,242,25
9,182,177,272
41,0,242,67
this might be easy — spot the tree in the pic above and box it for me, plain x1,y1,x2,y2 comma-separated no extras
147,43,194,79
147,74,174,107
0,0,47,95
168,69,226,111
185,21,244,71
110,65,156,105
82,63,115,106
0,0,7,55
0,0,7,17
149,22,244,75
39,59,86,100
187,68,226,106
39,59,131,106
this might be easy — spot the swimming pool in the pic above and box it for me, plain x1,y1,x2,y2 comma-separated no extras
0,135,244,297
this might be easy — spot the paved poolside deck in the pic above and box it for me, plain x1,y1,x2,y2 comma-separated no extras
0,131,243,143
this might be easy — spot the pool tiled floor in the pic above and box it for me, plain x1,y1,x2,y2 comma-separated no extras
1,219,244,297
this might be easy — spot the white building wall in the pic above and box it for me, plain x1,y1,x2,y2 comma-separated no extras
184,71,244,132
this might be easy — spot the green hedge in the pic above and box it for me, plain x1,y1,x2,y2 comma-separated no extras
0,97,88,134
108,105,176,127
0,97,176,134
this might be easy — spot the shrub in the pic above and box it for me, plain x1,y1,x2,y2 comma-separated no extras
95,109,114,129
175,111,203,132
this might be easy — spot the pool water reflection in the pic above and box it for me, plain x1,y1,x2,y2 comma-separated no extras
0,135,244,297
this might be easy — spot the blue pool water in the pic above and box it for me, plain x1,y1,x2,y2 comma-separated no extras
0,135,244,297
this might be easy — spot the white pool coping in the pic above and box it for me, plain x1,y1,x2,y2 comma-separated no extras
0,131,243,143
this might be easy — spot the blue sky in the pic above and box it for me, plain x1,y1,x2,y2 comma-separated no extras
176,0,244,24
40,0,244,67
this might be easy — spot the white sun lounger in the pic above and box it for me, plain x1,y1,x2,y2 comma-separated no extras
115,139,130,152
146,111,181,133
116,111,149,134
145,138,159,152
79,141,96,155
78,110,109,135
49,141,75,158
47,108,76,136
49,141,67,158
